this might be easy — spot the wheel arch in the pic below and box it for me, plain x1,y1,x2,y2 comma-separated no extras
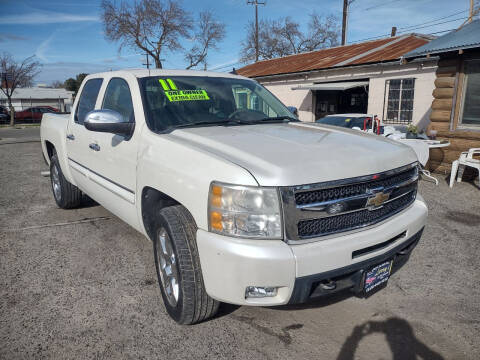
141,186,194,241
45,140,55,159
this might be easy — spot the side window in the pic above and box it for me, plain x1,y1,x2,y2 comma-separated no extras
102,78,135,122
459,60,480,128
75,78,103,124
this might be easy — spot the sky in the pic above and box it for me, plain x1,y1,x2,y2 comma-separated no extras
0,0,473,84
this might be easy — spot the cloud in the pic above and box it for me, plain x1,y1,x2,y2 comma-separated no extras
35,61,118,83
0,11,98,25
0,33,29,42
35,33,55,63
99,53,143,64
209,59,240,71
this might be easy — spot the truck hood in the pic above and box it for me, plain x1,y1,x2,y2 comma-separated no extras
169,122,418,186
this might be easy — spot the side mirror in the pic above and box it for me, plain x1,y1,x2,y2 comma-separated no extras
84,109,134,137
287,106,298,117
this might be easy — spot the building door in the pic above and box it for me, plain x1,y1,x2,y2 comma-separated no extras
313,85,368,120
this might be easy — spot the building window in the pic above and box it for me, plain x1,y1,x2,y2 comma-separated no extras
459,60,480,129
385,78,415,124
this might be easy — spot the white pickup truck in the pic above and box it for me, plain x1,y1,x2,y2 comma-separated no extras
41,69,427,324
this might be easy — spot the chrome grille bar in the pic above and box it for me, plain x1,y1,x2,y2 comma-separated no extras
280,162,419,242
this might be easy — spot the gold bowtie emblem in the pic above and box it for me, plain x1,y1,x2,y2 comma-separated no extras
366,191,390,208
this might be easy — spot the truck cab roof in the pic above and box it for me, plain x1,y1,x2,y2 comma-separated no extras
85,69,250,81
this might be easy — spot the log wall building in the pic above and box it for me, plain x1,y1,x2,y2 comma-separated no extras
406,20,480,175
427,51,480,174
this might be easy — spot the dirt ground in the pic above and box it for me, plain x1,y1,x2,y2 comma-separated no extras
1,127,479,359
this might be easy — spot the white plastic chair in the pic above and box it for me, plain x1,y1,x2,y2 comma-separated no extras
449,148,480,188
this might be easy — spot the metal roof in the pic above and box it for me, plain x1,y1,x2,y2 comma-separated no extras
405,20,480,58
291,81,369,91
237,34,432,78
0,87,73,100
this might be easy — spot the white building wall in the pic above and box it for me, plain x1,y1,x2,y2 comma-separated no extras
367,64,436,129
257,60,437,129
266,83,313,122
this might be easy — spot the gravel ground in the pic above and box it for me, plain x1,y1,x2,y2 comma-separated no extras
1,128,479,359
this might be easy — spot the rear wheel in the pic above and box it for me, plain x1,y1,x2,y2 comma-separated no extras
153,205,219,324
50,154,82,209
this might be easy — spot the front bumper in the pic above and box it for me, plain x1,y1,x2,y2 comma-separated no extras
196,196,428,306
288,227,423,303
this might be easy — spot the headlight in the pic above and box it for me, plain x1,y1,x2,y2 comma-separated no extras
208,182,282,239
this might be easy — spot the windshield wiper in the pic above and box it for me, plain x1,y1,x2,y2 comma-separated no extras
170,116,298,130
172,120,241,129
240,116,299,124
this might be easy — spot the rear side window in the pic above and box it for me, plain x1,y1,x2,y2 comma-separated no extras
102,78,135,122
75,78,103,124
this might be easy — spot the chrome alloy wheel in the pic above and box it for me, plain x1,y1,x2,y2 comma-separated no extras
52,164,61,201
156,228,180,307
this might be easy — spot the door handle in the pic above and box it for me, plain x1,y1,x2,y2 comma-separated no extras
89,143,100,151
66,134,75,140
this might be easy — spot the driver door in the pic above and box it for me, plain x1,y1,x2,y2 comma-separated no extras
79,75,140,228
66,78,103,194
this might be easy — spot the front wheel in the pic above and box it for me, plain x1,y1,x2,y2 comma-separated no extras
153,205,219,324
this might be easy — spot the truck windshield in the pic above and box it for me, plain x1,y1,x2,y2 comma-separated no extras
139,76,296,132
317,116,367,129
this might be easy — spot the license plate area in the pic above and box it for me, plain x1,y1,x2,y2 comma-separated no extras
363,260,393,295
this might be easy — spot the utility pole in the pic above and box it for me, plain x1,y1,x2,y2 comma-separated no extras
341,0,348,45
468,0,474,23
341,0,355,45
143,52,150,69
247,0,265,62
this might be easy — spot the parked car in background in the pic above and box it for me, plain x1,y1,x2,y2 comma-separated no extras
0,105,9,116
15,106,59,122
287,106,299,117
0,105,9,123
317,113,384,134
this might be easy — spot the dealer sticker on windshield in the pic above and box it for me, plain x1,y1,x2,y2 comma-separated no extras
159,79,210,102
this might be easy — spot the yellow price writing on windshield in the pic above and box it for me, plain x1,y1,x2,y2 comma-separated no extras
159,79,210,102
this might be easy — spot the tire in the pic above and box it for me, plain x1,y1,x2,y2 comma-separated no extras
50,154,82,209
153,205,219,324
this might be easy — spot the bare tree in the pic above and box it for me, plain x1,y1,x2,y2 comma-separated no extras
185,11,226,70
240,13,340,62
0,53,41,126
101,0,225,69
102,0,191,69
51,80,65,88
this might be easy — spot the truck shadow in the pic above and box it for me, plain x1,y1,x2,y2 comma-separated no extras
214,291,353,320
337,317,445,360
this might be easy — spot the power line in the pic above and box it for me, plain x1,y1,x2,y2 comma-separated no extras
362,0,398,12
349,15,467,44
425,28,457,35
397,15,468,32
396,9,469,30
211,61,244,72
398,16,468,32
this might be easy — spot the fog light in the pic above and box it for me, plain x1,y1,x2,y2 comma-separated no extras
245,286,278,298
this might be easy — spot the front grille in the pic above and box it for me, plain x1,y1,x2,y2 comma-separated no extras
297,191,416,238
280,163,419,241
295,166,417,206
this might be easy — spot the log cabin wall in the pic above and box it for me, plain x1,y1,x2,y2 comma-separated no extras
428,50,480,174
